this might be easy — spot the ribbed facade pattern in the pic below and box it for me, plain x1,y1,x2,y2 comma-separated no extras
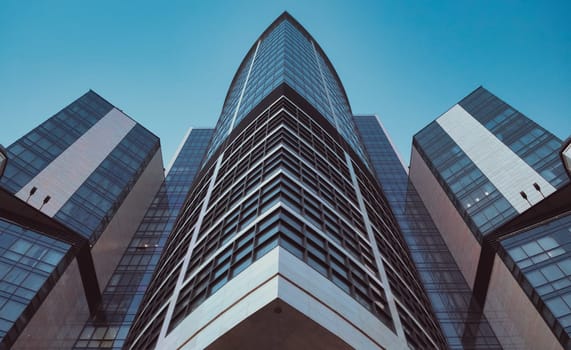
72,129,213,349
127,93,446,349
126,13,446,350
206,15,367,164
355,115,502,349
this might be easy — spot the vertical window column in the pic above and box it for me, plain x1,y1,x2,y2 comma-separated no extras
156,154,224,347
344,152,406,342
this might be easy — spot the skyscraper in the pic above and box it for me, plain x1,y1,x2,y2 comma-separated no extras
72,128,213,349
410,87,570,349
3,11,568,350
0,91,164,349
354,115,502,349
126,12,446,350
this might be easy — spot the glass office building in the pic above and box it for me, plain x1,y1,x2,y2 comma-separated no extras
354,115,502,349
0,221,71,349
72,128,213,349
3,11,570,350
413,87,567,239
0,91,164,349
499,212,571,345
126,13,446,350
205,13,368,165
410,87,570,349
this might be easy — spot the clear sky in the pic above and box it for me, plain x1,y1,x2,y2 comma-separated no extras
1,0,569,166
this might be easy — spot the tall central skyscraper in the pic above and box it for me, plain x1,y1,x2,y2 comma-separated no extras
4,10,569,350
125,12,447,350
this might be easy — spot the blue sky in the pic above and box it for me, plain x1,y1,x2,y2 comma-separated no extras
1,0,569,165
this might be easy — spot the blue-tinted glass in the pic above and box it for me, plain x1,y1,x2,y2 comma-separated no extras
0,91,159,349
459,87,568,189
355,115,502,349
0,91,114,194
72,129,213,349
414,121,517,238
205,18,368,166
0,220,71,343
54,125,160,243
501,212,571,341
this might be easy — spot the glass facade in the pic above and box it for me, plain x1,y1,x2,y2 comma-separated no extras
127,94,446,349
206,15,368,164
73,129,213,349
126,14,450,350
413,87,567,239
54,124,160,243
459,87,568,189
0,91,161,349
412,86,571,349
499,212,571,347
355,115,502,349
0,221,72,347
414,122,517,238
170,109,395,332
0,90,114,194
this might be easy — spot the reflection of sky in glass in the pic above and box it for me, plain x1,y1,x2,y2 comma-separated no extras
355,115,501,349
0,220,70,339
503,213,571,332
206,17,368,165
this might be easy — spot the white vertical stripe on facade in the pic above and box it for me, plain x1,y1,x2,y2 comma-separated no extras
156,154,223,347
16,108,136,217
437,104,556,213
344,152,407,342
228,40,261,134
